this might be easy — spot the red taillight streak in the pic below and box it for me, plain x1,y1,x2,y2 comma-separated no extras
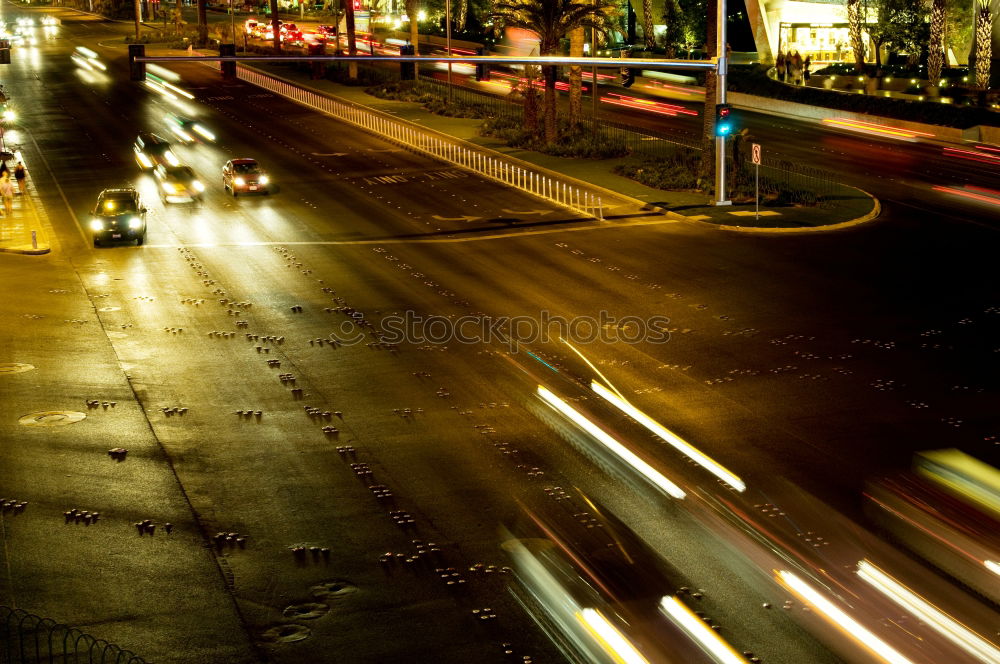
932,186,1000,205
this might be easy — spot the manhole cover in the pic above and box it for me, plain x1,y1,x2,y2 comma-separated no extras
98,306,121,312
0,363,34,375
282,603,329,620
260,624,311,644
310,581,357,599
19,411,86,427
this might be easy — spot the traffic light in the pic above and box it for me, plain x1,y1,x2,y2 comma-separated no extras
715,103,733,136
128,44,145,82
620,67,635,88
475,47,489,82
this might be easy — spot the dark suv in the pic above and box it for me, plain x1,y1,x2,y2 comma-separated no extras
90,188,147,246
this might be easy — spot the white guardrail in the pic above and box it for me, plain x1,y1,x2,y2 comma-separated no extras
235,66,605,221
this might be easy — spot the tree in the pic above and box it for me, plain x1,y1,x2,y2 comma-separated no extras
862,0,929,71
927,0,946,83
345,0,358,78
270,0,280,52
568,26,584,125
661,0,682,57
848,0,865,70
677,0,706,57
698,0,716,188
197,0,207,46
175,0,183,34
641,0,654,49
405,0,420,54
457,0,468,31
975,0,993,88
491,0,618,144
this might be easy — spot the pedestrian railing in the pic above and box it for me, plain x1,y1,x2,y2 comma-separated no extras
236,65,609,220
0,606,148,664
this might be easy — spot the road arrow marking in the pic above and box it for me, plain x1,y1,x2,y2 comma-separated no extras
432,215,482,222
501,209,553,216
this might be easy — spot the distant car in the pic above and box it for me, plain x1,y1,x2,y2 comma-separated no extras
164,114,216,143
244,18,258,35
134,132,179,170
154,164,205,203
223,158,270,196
41,16,59,26
316,25,337,36
89,188,147,246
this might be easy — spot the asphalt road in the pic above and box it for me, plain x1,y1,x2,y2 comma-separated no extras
1,7,999,664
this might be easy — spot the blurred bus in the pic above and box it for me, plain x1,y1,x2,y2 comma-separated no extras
865,448,1000,606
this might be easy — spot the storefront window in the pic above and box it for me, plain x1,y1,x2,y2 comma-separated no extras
779,23,851,63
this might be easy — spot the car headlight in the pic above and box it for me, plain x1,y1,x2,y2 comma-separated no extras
258,175,269,185
128,217,142,229
234,177,245,186
162,182,177,193
136,152,153,168
192,180,205,192
165,151,180,166
89,218,104,231
3,109,16,122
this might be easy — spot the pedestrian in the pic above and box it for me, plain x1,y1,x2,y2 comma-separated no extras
0,160,8,179
0,173,14,217
803,54,811,82
776,51,786,82
792,50,803,84
13,161,25,195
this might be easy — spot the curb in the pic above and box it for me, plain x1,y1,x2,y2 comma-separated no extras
0,243,51,255
716,190,881,233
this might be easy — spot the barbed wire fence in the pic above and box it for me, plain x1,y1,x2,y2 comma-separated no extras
0,606,149,664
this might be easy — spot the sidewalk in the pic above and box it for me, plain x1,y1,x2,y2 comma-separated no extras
0,150,52,255
237,61,879,232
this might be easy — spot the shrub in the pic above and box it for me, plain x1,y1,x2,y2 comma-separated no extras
729,64,1000,128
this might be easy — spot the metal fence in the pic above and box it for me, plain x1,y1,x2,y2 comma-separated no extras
238,65,610,219
0,607,148,664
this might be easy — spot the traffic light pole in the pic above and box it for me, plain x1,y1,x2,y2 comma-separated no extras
714,0,731,206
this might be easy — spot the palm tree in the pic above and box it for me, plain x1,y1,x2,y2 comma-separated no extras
405,0,420,54
457,0,468,31
927,0,946,85
270,0,281,52
345,0,358,78
197,0,207,46
698,0,716,186
568,27,584,125
975,0,993,89
847,0,864,71
491,0,618,144
641,0,654,48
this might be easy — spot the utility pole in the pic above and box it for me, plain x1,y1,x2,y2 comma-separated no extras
714,0,730,206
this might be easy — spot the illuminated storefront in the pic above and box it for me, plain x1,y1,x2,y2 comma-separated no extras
746,0,853,63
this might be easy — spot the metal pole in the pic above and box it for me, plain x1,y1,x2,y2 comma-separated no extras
755,162,759,220
230,0,236,50
714,0,731,206
592,65,598,121
445,0,453,103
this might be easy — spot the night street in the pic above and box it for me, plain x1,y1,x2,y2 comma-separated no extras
2,5,1000,664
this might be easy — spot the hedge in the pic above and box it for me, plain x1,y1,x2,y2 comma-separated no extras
728,65,1000,129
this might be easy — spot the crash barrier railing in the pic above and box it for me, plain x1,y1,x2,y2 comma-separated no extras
0,606,148,664
236,65,608,220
